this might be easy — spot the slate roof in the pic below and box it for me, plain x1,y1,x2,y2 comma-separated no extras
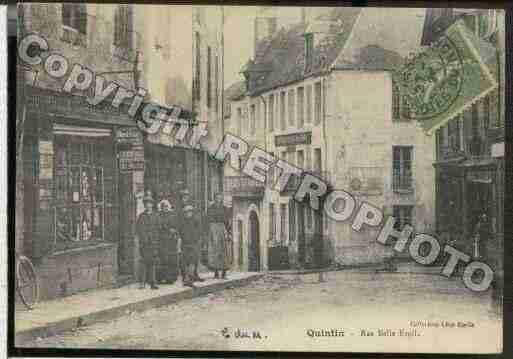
245,7,362,96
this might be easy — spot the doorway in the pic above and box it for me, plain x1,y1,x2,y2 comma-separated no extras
248,211,260,272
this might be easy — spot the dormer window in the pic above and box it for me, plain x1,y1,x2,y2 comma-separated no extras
304,32,314,72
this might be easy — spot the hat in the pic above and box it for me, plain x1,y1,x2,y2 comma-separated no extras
158,199,171,210
183,204,194,212
143,194,155,203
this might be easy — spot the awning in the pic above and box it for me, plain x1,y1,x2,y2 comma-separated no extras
53,124,112,137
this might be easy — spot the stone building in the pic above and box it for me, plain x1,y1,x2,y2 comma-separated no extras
421,9,505,278
16,4,223,300
224,7,438,271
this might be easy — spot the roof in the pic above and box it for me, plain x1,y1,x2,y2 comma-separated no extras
237,8,430,98
334,8,426,70
245,7,362,96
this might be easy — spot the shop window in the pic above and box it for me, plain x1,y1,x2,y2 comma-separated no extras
54,138,114,249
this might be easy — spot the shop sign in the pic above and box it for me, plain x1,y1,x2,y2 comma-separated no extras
275,132,312,147
491,142,504,158
115,127,143,145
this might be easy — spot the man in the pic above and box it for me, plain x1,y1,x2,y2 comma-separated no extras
475,213,492,260
158,199,180,284
180,204,202,288
207,192,231,279
136,193,160,289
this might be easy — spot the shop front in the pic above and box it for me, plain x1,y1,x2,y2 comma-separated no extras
22,86,141,300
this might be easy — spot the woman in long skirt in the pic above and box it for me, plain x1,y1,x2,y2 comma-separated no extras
207,193,232,279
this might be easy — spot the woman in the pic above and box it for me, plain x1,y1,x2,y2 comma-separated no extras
158,199,180,284
207,193,232,279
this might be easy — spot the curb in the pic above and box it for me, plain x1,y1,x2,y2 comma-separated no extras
15,273,264,345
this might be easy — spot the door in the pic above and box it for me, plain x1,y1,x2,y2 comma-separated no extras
298,203,306,266
118,174,133,275
248,211,260,271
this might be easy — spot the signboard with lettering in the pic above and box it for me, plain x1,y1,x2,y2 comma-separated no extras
275,132,312,147
115,127,143,145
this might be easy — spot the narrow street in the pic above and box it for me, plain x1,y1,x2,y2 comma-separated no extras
27,271,500,353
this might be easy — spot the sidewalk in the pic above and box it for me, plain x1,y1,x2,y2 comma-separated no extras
15,271,263,345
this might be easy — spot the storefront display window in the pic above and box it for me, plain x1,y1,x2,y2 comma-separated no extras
54,136,115,249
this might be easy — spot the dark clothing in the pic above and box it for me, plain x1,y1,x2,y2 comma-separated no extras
136,210,160,285
181,215,202,281
476,218,492,259
158,211,180,283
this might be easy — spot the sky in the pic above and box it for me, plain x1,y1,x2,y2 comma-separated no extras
223,6,304,88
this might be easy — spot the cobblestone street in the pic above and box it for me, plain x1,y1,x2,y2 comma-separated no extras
27,270,501,353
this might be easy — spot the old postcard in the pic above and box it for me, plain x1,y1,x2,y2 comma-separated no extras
13,4,504,354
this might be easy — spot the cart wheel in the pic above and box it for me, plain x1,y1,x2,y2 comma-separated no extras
16,256,39,310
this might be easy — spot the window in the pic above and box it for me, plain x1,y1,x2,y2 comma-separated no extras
314,82,321,125
288,89,295,127
289,200,296,243
237,107,242,136
307,207,313,229
207,47,212,108
238,219,244,266
392,146,413,190
393,205,413,230
448,116,461,151
297,87,304,128
306,85,312,124
215,55,219,112
280,92,286,131
306,147,312,170
269,203,276,242
62,4,87,34
268,94,274,132
250,104,256,135
392,81,401,119
114,5,133,49
392,78,412,121
193,32,201,101
305,33,314,72
314,148,322,173
262,101,266,135
297,150,305,169
280,204,287,244
54,138,115,248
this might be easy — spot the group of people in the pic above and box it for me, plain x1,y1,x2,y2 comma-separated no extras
136,188,232,289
